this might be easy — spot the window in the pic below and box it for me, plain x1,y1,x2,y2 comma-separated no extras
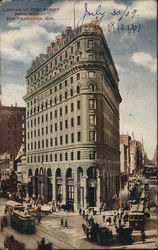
65,92,67,99
60,55,62,62
50,111,52,120
45,101,48,108
50,154,52,162
46,155,48,162
46,126,48,134
50,138,53,146
70,89,73,96
65,105,68,114
77,73,80,80
71,118,74,127
38,141,40,149
28,132,29,139
77,116,80,125
55,154,57,161
65,134,68,144
42,115,44,123
50,88,52,94
59,94,62,102
28,143,30,151
65,152,68,161
90,150,96,159
59,83,62,89
54,97,57,104
55,59,57,65
88,40,93,48
71,133,74,143
70,77,73,84
55,110,57,118
89,99,95,109
65,120,68,129
65,51,67,58
89,131,96,141
60,122,62,130
65,80,67,87
60,136,63,145
77,41,80,49
55,86,57,92
60,153,62,161
55,123,57,131
55,137,57,146
89,84,94,92
50,125,52,133
31,120,33,127
42,127,44,135
38,155,40,163
77,100,80,109
77,56,79,62
89,72,94,78
41,103,44,110
89,54,94,60
89,115,96,125
71,46,73,53
77,86,80,94
42,140,44,148
77,151,81,160
71,103,74,112
38,117,40,124
50,99,52,106
34,130,36,137
78,132,81,142
60,108,62,116
71,152,74,160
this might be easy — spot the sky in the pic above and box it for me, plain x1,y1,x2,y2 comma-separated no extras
0,0,157,159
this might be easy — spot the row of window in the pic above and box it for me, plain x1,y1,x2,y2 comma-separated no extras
27,101,81,127
27,131,81,150
27,116,81,139
28,39,96,84
28,151,81,163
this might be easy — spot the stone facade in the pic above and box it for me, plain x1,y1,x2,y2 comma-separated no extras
23,24,122,210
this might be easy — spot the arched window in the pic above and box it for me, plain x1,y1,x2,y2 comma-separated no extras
89,84,94,92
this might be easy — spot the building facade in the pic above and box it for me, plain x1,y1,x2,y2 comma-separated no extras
0,103,26,158
23,24,122,210
120,134,131,182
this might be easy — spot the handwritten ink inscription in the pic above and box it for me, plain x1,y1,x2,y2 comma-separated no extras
77,3,142,34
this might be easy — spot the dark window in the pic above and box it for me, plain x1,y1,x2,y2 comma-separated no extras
77,73,80,80
46,155,48,162
55,110,57,118
60,153,62,161
65,105,68,114
54,97,57,104
59,94,62,102
65,51,67,58
50,125,52,133
50,99,52,106
71,118,74,127
55,137,57,146
60,122,62,130
77,41,80,49
77,116,80,125
55,123,57,131
70,89,73,96
65,92,67,99
42,115,44,123
55,59,57,65
45,101,48,108
71,46,73,53
59,83,62,89
55,154,57,161
65,80,67,87
60,108,62,116
50,111,52,120
60,55,62,62
70,77,73,84
77,100,80,109
77,86,80,94
78,132,81,142
38,141,40,149
77,151,81,160
50,88,52,94
71,133,74,143
42,127,44,135
65,152,68,161
60,136,63,145
38,117,40,124
88,40,93,48
65,134,68,144
46,126,48,134
50,138,53,146
71,103,74,112
71,152,74,160
65,120,68,129
42,140,44,148
50,154,52,162
55,86,57,92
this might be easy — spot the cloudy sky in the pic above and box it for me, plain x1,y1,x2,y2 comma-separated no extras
0,0,157,159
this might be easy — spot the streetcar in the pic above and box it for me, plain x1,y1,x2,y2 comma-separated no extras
128,204,145,231
11,211,35,234
5,200,24,213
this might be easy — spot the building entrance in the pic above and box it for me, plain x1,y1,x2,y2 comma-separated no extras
88,187,96,207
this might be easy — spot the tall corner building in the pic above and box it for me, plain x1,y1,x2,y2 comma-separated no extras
23,24,122,211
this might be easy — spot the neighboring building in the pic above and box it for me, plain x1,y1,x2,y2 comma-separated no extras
120,134,131,176
23,23,122,210
0,102,26,159
130,139,137,175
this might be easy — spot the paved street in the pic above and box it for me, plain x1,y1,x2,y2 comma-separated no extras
0,197,157,249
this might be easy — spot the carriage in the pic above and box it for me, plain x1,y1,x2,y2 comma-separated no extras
4,235,25,250
115,225,133,244
129,204,145,231
82,222,113,245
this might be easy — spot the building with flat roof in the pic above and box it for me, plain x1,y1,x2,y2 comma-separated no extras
23,23,122,210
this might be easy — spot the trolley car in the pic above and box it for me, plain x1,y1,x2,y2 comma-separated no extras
11,211,35,234
129,204,145,231
5,200,24,213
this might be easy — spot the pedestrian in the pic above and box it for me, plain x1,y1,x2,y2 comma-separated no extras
85,213,89,222
113,215,116,225
141,230,146,243
100,207,102,214
60,218,64,227
118,217,121,228
82,209,85,218
102,215,105,223
64,219,68,228
79,208,82,215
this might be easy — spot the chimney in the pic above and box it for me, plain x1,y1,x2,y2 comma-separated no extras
46,46,51,53
51,42,55,48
